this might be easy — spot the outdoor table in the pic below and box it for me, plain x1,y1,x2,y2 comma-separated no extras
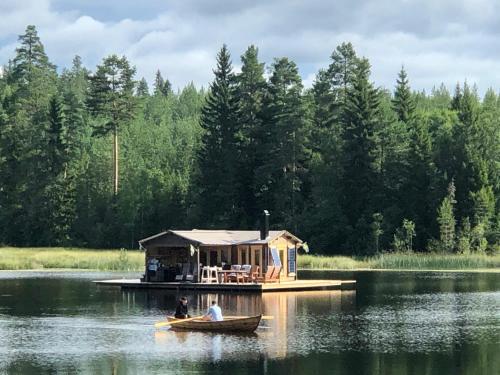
217,270,250,284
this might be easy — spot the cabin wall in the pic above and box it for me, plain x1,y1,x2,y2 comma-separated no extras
199,246,231,267
145,246,197,282
268,236,298,281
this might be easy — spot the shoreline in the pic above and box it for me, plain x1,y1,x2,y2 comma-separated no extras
1,247,498,273
0,268,498,274
300,268,500,273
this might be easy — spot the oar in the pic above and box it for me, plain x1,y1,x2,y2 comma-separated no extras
155,316,204,328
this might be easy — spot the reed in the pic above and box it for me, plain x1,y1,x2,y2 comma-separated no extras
1,247,499,271
0,247,144,271
298,254,369,270
370,252,500,270
298,252,500,270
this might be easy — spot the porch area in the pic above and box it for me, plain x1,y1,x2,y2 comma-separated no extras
94,278,357,293
142,229,301,285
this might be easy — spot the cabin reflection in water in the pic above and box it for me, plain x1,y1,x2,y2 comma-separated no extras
151,290,356,360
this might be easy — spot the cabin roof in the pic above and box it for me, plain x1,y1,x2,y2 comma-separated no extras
139,229,302,247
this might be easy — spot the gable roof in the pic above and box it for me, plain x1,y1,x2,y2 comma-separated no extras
139,229,302,247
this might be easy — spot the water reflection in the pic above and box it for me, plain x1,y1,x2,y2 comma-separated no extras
0,271,499,374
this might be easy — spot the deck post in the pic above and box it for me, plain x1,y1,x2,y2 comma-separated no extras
197,245,200,283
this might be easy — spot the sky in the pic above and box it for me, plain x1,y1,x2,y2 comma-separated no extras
1,0,499,95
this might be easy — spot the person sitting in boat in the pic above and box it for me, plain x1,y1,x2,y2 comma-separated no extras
203,301,223,321
174,296,190,319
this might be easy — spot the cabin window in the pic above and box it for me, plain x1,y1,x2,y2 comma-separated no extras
288,247,296,274
270,247,282,267
221,249,229,264
239,247,249,264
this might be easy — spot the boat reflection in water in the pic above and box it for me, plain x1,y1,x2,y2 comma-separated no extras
151,289,356,361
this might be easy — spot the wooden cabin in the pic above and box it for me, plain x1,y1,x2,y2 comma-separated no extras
139,228,303,283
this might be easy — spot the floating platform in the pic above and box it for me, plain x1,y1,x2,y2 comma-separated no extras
94,279,356,293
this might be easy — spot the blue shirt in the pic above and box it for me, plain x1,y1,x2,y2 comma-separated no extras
207,305,223,321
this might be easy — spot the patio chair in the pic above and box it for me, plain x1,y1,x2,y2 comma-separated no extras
175,263,193,281
174,263,187,281
256,265,275,283
269,265,281,283
245,265,260,283
227,264,244,283
185,263,194,282
240,264,252,283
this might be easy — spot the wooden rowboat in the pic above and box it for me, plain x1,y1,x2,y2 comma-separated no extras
166,315,262,333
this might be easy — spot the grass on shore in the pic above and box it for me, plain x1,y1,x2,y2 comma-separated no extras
298,252,500,270
0,247,499,271
0,247,144,271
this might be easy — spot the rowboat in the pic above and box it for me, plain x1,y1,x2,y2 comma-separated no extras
166,315,262,333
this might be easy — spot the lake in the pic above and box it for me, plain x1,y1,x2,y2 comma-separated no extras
0,270,498,374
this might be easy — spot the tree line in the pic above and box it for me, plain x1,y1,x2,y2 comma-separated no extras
0,25,498,254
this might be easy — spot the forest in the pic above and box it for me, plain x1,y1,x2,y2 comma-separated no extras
0,25,498,255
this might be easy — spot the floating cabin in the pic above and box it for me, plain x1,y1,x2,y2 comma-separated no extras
95,212,356,292
139,224,301,283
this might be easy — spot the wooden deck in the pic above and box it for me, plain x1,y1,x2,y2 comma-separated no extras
94,279,356,292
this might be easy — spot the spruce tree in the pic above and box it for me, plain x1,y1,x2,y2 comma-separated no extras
234,45,266,227
0,25,57,244
392,66,415,123
42,95,77,245
154,70,172,97
256,57,311,230
136,78,149,97
197,45,239,227
341,58,381,253
305,44,360,252
437,180,457,252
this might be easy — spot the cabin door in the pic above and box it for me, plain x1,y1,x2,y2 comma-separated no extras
209,250,218,266
250,247,263,275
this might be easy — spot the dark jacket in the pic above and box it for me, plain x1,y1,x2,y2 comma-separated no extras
175,302,189,318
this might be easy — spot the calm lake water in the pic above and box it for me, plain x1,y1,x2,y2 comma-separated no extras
0,270,498,375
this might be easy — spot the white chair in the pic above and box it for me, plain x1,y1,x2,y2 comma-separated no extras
209,266,219,284
200,266,219,283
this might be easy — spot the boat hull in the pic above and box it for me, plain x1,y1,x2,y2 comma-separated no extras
166,315,262,333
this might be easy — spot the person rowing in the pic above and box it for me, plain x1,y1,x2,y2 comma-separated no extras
174,296,191,319
203,300,223,321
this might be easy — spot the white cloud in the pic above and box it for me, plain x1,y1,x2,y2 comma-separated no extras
1,0,500,94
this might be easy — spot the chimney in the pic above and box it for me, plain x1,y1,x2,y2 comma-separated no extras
260,210,270,240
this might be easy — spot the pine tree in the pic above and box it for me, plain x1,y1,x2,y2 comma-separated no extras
197,45,239,227
87,55,136,194
11,25,55,85
328,42,359,109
